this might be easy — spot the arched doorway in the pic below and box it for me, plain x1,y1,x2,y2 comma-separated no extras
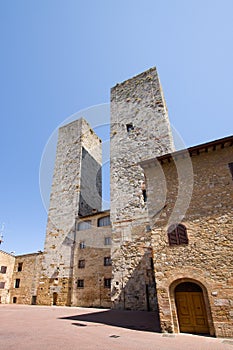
53,292,58,306
175,282,209,334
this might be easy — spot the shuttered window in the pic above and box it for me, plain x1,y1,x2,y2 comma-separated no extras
168,224,188,246
0,266,7,274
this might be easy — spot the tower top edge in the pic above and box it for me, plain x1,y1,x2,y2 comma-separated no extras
111,66,157,91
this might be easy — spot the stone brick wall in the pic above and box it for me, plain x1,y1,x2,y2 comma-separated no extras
38,118,102,306
72,211,112,308
141,139,233,337
0,250,15,303
110,67,174,310
10,252,43,305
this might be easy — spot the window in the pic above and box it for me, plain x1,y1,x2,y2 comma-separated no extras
78,220,91,231
126,123,134,132
17,263,23,272
104,278,111,288
79,241,86,249
0,266,7,274
78,260,85,268
104,237,112,246
98,216,111,227
168,224,188,246
228,162,233,179
142,189,147,202
104,257,112,266
0,282,5,289
15,279,20,288
13,297,17,304
77,279,84,288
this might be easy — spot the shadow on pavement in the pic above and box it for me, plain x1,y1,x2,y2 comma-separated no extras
59,309,161,333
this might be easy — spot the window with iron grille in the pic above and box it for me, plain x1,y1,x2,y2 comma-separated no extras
104,257,112,266
228,162,233,179
0,266,7,274
79,241,85,249
15,279,20,288
78,259,85,268
104,237,111,246
77,279,84,288
167,224,188,246
0,282,5,289
104,278,111,288
98,216,111,227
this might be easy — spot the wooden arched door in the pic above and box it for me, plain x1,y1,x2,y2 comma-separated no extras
175,282,209,334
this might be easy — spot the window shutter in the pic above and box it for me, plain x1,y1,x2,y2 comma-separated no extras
178,225,189,244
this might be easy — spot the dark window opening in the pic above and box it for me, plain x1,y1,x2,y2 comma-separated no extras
142,189,147,202
228,162,233,179
150,257,154,270
104,257,112,266
98,216,111,227
126,123,134,132
0,282,5,289
77,279,84,288
0,266,7,274
78,260,85,268
17,263,23,272
13,297,17,304
15,279,20,288
79,241,85,249
168,224,188,246
104,278,111,288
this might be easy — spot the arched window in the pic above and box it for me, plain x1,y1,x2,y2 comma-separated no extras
98,216,111,227
167,224,188,246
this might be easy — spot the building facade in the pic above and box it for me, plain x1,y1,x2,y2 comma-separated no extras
0,67,232,337
140,136,233,338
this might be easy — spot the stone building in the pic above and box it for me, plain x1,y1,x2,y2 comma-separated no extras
0,67,232,337
10,252,43,305
72,210,112,308
140,135,233,337
0,250,15,304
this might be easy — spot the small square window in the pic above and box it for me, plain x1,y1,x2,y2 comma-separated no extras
79,241,85,249
104,237,112,246
78,260,85,268
104,257,112,266
0,266,7,274
0,282,5,289
77,279,84,288
126,123,134,132
15,279,20,288
104,278,111,289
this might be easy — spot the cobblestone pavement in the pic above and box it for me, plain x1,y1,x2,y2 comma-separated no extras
0,305,233,350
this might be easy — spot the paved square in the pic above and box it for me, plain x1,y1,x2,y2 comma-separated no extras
0,305,232,350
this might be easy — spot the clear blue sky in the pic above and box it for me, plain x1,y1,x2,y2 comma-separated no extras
0,0,232,255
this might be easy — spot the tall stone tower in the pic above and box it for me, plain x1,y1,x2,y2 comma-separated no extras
37,118,102,306
110,67,174,310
